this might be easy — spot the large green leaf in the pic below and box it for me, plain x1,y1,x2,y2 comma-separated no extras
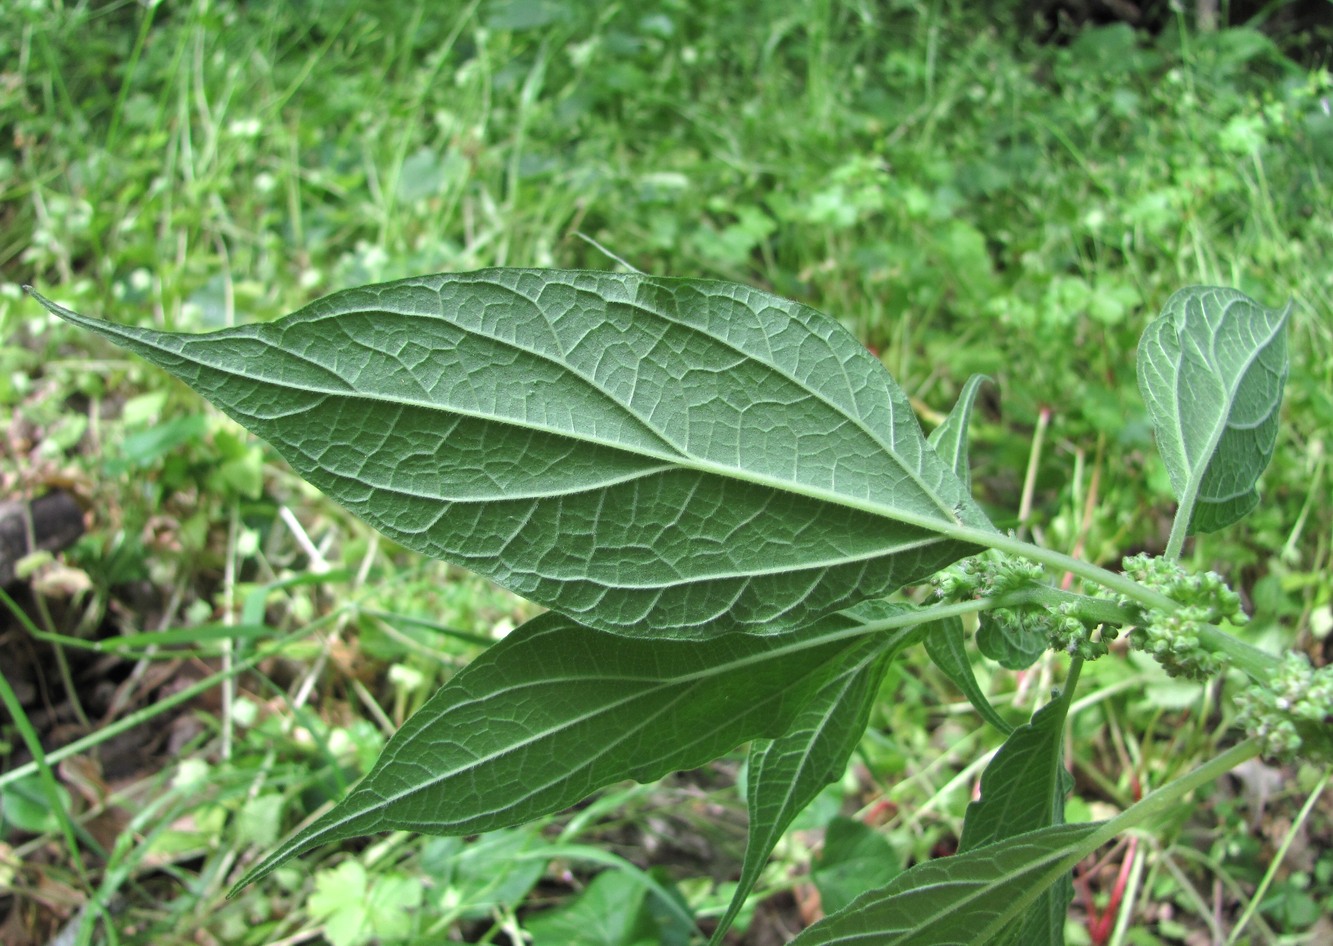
708,611,920,945
1136,286,1290,536
231,604,893,892
787,822,1103,946
29,271,989,640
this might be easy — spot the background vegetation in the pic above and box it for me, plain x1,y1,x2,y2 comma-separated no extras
1,1,1330,943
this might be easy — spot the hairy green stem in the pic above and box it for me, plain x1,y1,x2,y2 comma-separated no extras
1164,509,1190,562
1086,739,1260,845
954,526,1179,612
1198,624,1280,683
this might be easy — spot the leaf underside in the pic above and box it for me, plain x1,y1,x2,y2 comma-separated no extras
232,603,901,892
29,271,990,640
708,614,922,944
1137,286,1290,534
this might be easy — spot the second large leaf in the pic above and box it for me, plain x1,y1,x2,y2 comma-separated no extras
32,270,990,638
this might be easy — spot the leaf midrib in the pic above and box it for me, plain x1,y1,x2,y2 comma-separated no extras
1170,298,1286,508
815,830,1088,944
63,304,976,542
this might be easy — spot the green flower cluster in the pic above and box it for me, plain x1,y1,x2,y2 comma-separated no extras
931,553,1045,601
933,554,1113,661
1047,602,1116,661
1233,652,1333,762
1120,554,1246,681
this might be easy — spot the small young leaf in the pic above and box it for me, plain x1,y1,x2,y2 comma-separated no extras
975,610,1047,670
787,821,1104,946
28,272,991,641
1137,286,1290,538
709,608,920,944
231,604,893,893
923,617,1014,734
927,373,991,492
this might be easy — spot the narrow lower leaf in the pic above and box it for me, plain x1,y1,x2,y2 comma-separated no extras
927,373,991,492
708,607,920,944
789,739,1263,945
231,605,889,893
1137,286,1290,537
28,272,989,640
787,821,1103,946
923,617,1014,735
958,678,1078,946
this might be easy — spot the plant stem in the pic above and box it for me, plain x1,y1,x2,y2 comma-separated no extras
953,525,1179,612
1083,739,1260,849
981,739,1263,941
946,530,1283,681
1199,624,1279,683
1163,510,1190,562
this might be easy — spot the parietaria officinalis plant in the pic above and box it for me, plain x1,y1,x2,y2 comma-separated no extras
26,272,1331,945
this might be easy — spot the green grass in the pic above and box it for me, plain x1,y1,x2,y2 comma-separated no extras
2,1,1331,943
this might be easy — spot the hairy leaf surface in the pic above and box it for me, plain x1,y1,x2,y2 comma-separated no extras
1137,286,1290,534
788,821,1103,946
709,610,920,944
29,272,989,639
232,604,893,892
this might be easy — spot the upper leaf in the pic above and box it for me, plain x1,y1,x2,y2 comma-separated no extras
230,603,896,892
29,271,989,639
1137,286,1290,536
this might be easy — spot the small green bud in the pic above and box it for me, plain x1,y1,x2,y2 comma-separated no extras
1234,653,1333,762
1120,555,1244,680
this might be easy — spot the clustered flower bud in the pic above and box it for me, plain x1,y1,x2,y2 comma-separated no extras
1047,601,1116,661
931,553,1045,602
1119,554,1246,680
933,554,1114,661
1234,652,1333,762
